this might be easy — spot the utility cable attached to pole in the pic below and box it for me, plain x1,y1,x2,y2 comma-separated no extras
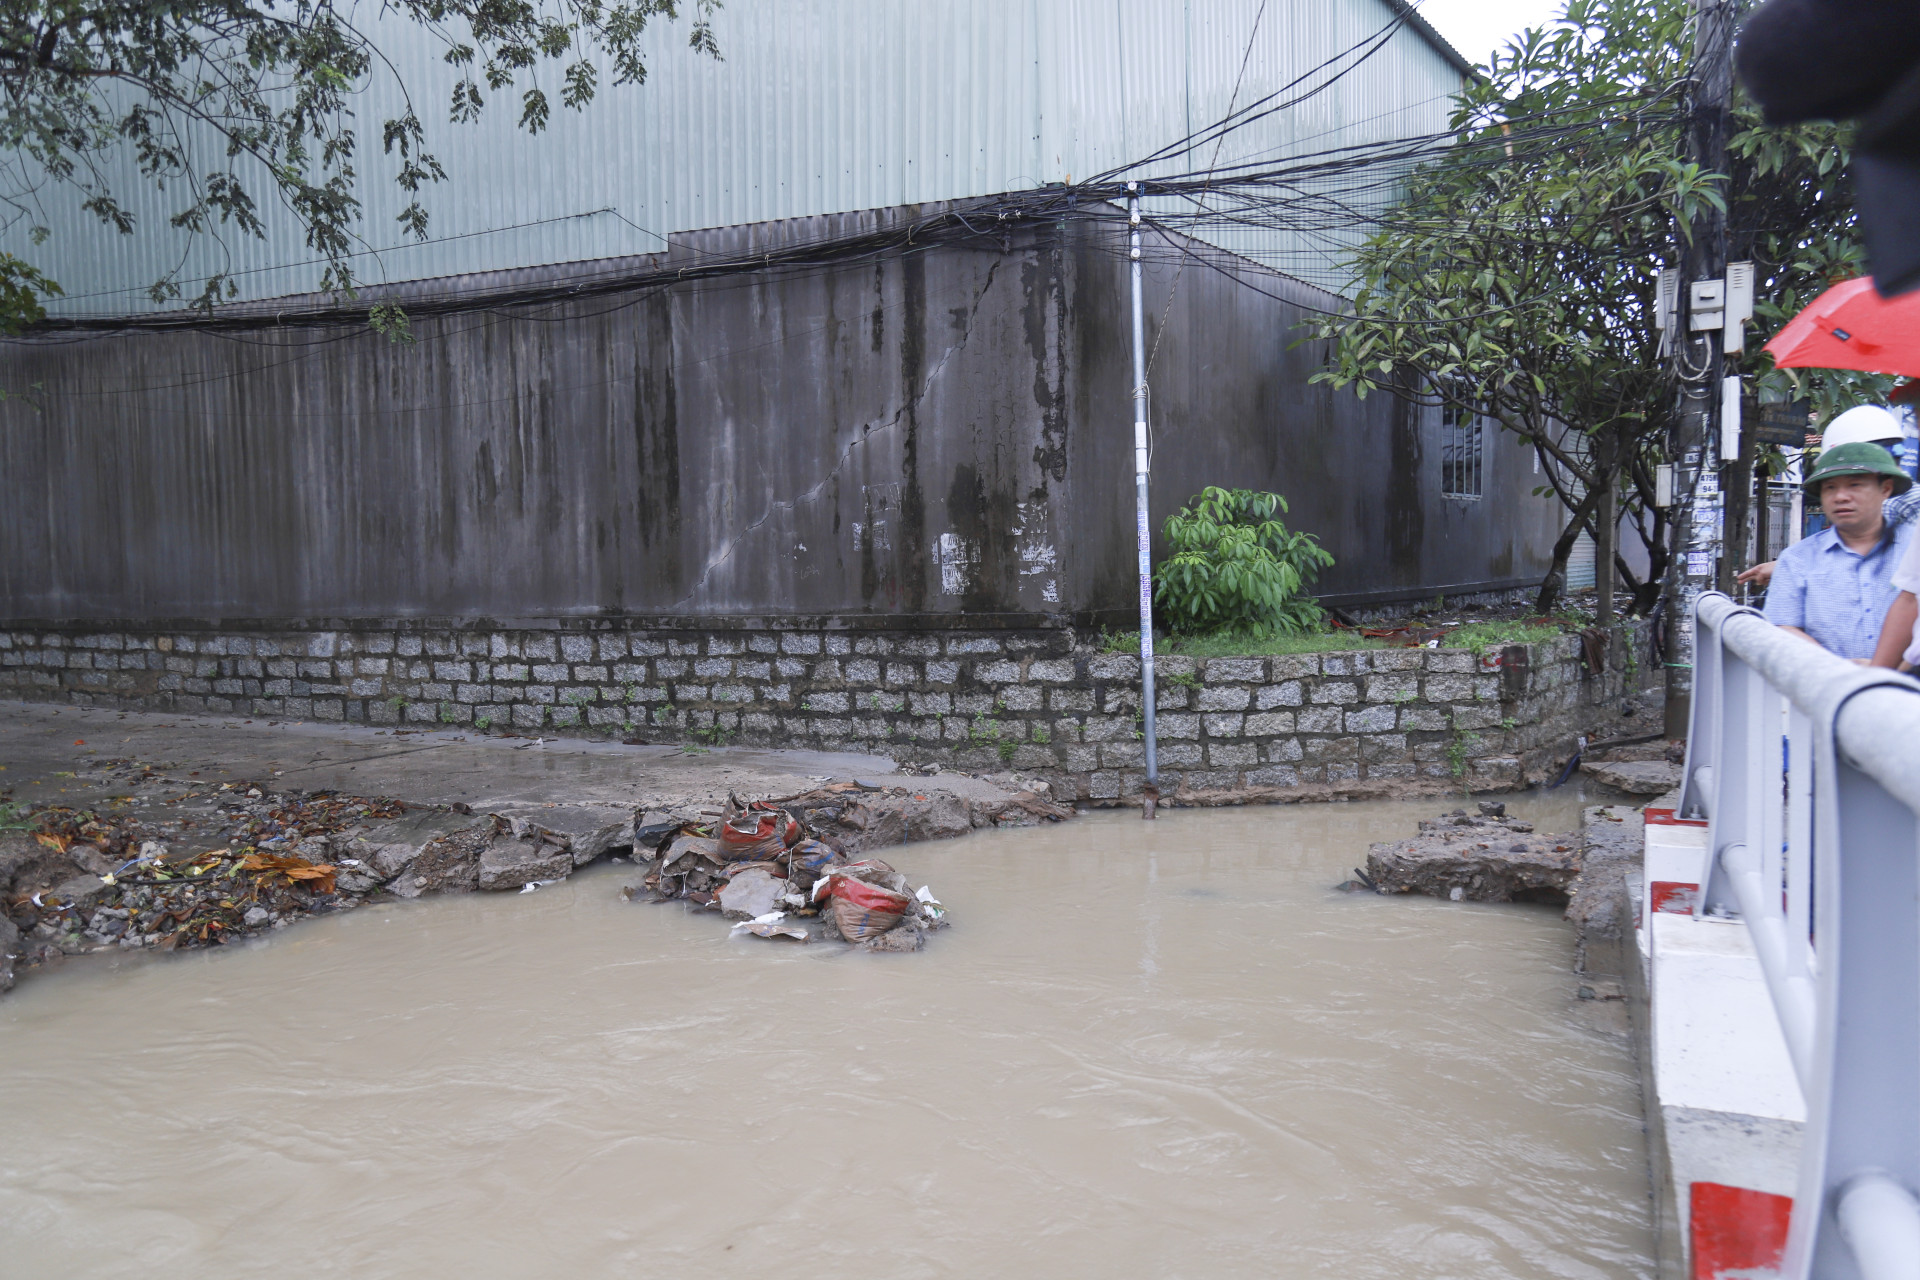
1128,182,1160,818
1666,0,1738,739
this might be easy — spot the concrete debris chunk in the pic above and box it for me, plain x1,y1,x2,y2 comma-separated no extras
476,815,575,892
1579,759,1683,795
356,838,424,881
1367,808,1581,904
718,868,790,920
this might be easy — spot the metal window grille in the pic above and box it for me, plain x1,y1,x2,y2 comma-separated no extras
1440,403,1483,499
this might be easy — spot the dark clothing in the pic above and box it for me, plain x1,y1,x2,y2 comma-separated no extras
1738,0,1920,292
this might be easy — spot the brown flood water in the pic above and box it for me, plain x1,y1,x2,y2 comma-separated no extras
0,793,1650,1279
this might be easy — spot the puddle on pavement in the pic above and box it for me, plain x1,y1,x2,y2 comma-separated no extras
0,791,1650,1279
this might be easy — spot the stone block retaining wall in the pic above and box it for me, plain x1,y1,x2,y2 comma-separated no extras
0,621,1655,803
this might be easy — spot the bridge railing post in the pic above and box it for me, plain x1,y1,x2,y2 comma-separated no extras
1680,592,1920,1280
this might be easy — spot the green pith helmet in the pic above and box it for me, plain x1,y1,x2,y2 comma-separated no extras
1804,440,1914,496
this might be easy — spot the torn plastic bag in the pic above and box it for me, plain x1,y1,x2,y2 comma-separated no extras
730,911,809,943
664,833,725,861
649,835,728,899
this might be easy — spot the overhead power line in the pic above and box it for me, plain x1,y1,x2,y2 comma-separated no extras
6,7,1686,343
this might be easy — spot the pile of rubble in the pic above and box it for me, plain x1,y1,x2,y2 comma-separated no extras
1,768,1072,990
0,783,423,991
1355,801,1582,904
625,785,978,953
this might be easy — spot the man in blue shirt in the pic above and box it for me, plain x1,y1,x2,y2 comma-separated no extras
1764,442,1917,659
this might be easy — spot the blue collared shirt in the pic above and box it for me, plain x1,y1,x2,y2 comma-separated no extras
1765,502,1918,658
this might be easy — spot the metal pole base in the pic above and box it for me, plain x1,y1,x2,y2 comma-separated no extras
1665,681,1691,743
1141,783,1159,820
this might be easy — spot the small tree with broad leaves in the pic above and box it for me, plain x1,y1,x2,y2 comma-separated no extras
1305,0,1876,615
1153,488,1335,637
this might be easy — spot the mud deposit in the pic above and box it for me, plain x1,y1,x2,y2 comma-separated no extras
0,794,1650,1279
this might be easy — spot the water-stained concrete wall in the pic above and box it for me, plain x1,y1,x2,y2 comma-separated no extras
0,208,1558,624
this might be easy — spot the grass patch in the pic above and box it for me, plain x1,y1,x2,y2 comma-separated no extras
1108,624,1388,659
1149,614,1592,659
1161,629,1392,657
1442,619,1580,656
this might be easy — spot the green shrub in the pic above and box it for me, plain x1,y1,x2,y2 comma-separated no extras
1153,487,1334,635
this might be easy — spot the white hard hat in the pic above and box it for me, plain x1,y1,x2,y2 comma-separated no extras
1822,404,1904,448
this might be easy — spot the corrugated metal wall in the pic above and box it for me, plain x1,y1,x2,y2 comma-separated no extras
19,0,1464,315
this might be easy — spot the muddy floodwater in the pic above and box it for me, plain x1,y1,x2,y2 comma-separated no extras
1,794,1650,1278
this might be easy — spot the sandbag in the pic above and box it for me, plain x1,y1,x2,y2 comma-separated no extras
719,809,801,860
835,858,911,895
785,839,843,888
828,875,912,942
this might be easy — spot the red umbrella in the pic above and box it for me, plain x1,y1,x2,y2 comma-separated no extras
1763,277,1920,376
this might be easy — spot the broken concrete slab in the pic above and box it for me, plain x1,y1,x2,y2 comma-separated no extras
0,833,92,902
1567,804,1644,976
0,701,1014,817
476,817,576,892
900,792,971,842
1581,759,1683,796
388,826,488,898
717,868,789,920
1368,809,1582,904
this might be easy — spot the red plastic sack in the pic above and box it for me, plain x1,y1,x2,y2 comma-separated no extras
828,875,911,942
719,808,800,860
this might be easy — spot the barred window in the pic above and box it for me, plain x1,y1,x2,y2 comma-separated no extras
1440,401,1484,499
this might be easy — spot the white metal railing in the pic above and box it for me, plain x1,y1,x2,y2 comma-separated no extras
1679,592,1920,1280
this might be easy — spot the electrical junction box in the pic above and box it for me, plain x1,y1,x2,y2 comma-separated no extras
1723,262,1755,353
1690,279,1725,330
1655,267,1680,357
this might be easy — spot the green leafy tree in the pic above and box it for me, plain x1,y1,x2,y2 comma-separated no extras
0,251,59,332
1306,0,1871,615
0,2,720,328
1153,487,1335,636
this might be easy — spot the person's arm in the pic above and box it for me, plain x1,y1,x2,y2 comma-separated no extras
1872,592,1918,667
1736,561,1776,588
1761,550,1807,632
1779,625,1822,646
1880,525,1920,668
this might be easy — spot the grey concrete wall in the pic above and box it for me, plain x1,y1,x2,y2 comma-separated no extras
0,206,1561,624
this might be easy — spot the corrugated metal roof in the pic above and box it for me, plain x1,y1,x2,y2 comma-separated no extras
16,0,1465,314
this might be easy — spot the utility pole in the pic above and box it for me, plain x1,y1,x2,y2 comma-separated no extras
1127,182,1160,818
1666,0,1737,740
